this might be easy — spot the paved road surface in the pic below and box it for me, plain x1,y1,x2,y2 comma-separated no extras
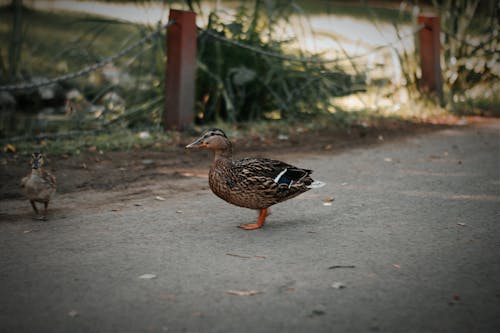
1,120,499,332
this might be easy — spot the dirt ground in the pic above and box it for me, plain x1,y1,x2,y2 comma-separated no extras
0,116,487,214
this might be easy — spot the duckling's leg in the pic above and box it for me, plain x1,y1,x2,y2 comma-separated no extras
41,201,49,220
31,201,47,220
30,200,39,214
239,208,267,230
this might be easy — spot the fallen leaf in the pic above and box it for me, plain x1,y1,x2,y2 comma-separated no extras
378,135,384,141
331,282,346,289
322,197,335,207
159,294,176,302
155,196,166,201
134,203,142,207
23,230,32,234
393,264,401,269
328,265,355,269
138,274,157,279
384,158,393,162
111,208,121,212
68,310,79,317
180,172,195,177
309,310,325,317
226,253,252,259
4,143,16,153
176,210,183,214
225,290,262,296
457,222,466,227
277,134,289,140
341,182,348,186
226,253,266,259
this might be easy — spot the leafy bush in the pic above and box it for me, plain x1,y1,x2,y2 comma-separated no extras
398,0,498,113
437,0,499,112
195,0,362,123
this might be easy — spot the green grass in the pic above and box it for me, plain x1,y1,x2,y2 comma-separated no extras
7,106,448,157
11,126,175,156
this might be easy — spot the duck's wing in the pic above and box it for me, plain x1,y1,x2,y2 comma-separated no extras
42,170,57,188
233,158,313,186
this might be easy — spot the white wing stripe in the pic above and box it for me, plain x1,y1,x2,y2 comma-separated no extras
273,168,288,183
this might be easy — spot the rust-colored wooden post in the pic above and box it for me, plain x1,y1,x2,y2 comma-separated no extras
164,10,197,130
418,13,443,103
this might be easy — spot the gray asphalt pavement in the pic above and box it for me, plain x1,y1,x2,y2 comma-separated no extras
1,120,499,333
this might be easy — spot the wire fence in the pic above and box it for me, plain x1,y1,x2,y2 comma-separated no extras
1,21,424,93
201,24,425,64
0,20,175,92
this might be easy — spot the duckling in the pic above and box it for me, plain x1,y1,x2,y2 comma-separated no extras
21,152,56,220
186,128,324,230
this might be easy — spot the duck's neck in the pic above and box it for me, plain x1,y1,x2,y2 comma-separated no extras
31,168,43,176
213,148,232,161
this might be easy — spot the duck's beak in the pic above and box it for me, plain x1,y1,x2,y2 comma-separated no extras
185,137,208,149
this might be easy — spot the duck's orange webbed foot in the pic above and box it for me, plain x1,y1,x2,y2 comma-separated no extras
239,223,262,230
239,208,267,230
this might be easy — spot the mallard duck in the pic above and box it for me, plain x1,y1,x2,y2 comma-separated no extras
186,128,324,230
21,152,56,220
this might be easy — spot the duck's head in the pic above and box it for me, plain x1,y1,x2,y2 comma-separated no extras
30,152,44,169
186,128,230,150
185,128,232,157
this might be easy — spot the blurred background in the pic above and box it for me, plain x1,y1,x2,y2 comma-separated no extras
0,0,498,152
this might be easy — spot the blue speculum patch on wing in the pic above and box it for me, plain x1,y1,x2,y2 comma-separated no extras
274,168,311,186
277,175,293,185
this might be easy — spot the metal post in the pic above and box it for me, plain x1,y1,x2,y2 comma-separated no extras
164,9,197,131
418,13,443,104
